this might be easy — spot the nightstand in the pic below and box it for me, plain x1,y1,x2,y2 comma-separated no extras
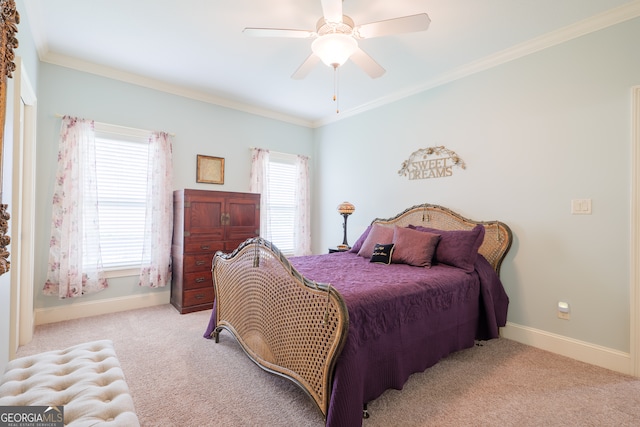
328,247,349,254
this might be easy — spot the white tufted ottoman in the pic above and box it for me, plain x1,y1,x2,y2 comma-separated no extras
0,340,140,426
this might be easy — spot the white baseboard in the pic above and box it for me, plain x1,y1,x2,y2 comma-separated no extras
35,290,171,326
501,321,633,376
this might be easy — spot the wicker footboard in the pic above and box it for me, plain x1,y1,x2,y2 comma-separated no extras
211,238,349,418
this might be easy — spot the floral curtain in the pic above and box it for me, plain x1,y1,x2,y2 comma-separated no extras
43,116,108,298
294,154,311,256
249,148,271,240
250,148,311,255
139,131,174,288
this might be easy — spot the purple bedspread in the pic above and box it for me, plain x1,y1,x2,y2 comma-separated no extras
204,251,508,427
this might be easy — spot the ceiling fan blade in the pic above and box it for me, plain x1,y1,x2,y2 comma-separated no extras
350,48,385,79
354,13,431,39
320,0,343,23
243,27,314,38
292,54,321,80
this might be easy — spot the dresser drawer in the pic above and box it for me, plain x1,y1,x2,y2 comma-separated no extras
184,239,224,254
184,254,214,273
183,287,214,307
184,271,212,290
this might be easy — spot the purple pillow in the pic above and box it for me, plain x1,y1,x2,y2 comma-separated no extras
409,224,485,273
357,223,394,258
391,226,440,267
349,225,372,253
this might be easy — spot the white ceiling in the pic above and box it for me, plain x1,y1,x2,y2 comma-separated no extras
23,0,640,127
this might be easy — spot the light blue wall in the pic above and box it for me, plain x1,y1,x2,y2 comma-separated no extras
314,18,640,352
14,0,39,86
35,64,314,309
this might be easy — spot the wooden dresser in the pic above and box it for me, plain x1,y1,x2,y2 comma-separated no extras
171,189,260,314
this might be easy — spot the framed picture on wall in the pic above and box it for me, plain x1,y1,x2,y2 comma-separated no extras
197,155,225,184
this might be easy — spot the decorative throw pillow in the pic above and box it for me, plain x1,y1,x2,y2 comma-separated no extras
370,243,395,264
409,224,485,273
357,223,394,258
348,225,372,253
391,226,440,267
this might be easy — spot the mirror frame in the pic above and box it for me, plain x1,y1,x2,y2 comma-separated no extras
0,0,18,275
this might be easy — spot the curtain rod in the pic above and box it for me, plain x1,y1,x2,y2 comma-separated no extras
249,147,311,159
54,114,176,137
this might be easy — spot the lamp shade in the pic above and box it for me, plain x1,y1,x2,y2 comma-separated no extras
337,201,355,215
312,34,358,67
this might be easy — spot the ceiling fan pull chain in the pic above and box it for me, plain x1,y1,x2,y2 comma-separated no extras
333,64,339,114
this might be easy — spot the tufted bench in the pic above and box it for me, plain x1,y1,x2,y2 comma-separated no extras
0,339,140,426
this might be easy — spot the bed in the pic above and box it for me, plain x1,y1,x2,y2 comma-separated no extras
204,203,512,427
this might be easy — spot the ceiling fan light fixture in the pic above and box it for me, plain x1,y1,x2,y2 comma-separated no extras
312,34,357,67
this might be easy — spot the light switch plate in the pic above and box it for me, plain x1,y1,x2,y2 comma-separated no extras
571,199,592,215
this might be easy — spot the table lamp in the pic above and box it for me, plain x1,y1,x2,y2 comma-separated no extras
337,201,355,250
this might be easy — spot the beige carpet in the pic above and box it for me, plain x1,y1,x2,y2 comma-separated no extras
14,304,640,426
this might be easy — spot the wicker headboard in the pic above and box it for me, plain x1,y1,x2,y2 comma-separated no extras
372,204,512,275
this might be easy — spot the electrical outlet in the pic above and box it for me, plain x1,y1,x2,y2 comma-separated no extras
557,301,570,320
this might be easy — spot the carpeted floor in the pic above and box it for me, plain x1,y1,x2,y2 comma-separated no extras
14,304,640,426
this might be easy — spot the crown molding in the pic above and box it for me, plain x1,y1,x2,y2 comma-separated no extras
21,0,48,60
40,51,314,128
29,1,640,129
314,0,640,127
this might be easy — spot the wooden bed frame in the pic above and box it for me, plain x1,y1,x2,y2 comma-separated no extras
209,203,512,419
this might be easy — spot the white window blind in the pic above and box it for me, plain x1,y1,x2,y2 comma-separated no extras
87,126,150,270
267,154,296,256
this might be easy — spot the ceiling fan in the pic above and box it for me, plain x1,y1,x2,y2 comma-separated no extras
243,0,431,80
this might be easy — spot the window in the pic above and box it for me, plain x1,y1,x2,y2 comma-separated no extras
267,154,297,255
44,116,173,299
250,148,311,257
91,125,151,271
